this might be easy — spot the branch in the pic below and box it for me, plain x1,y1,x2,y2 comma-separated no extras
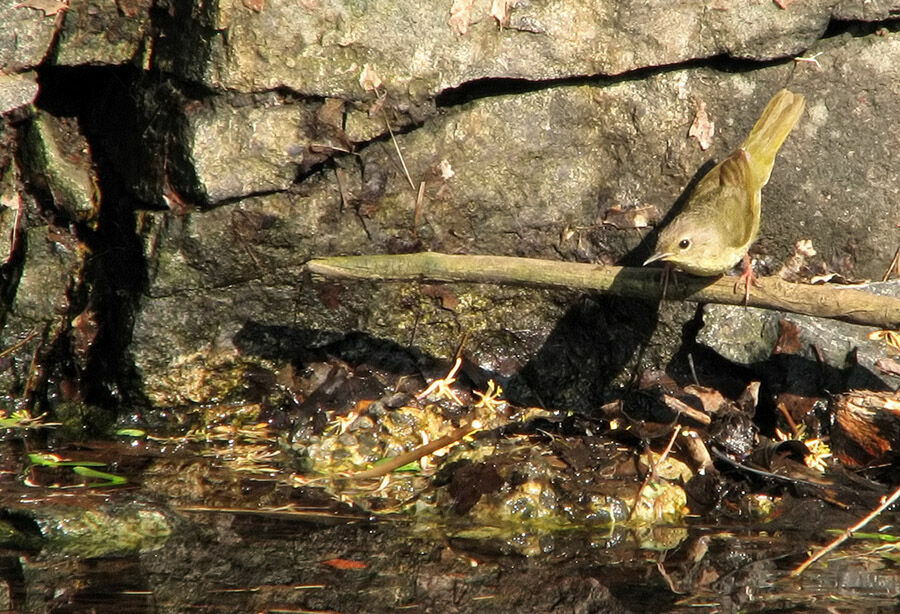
305,252,900,329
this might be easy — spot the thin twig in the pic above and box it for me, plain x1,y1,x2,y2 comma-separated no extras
0,329,39,360
884,245,900,282
382,109,415,190
341,424,475,481
791,482,900,577
628,426,681,522
687,353,699,386
344,354,472,481
413,180,426,235
334,165,350,212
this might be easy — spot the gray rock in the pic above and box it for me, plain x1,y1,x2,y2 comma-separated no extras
698,281,900,387
0,71,38,115
153,0,847,102
0,224,85,404
180,96,319,203
10,226,80,324
128,29,900,408
0,3,59,70
54,0,153,66
3,0,900,414
21,111,99,223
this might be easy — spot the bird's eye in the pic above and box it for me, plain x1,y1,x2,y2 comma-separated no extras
678,239,691,250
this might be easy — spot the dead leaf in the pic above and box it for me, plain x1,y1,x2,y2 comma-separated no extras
794,239,816,258
15,0,68,16
359,64,382,93
775,392,820,433
773,0,795,8
875,358,900,378
367,93,386,118
0,190,23,264
115,0,143,17
808,272,866,285
688,101,714,150
684,385,728,414
242,0,264,12
869,330,900,353
773,319,802,355
70,307,99,361
316,283,344,310
697,568,720,589
736,381,760,414
490,0,514,26
777,238,826,281
313,98,352,153
832,391,900,466
321,558,367,570
421,284,459,311
602,204,661,229
317,98,345,130
449,0,473,35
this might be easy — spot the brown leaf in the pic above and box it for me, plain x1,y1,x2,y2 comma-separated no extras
831,391,900,466
736,381,761,414
314,98,352,153
777,238,820,281
115,0,143,17
875,358,900,378
773,319,802,354
602,204,661,229
15,0,68,16
317,98,345,130
321,558,367,570
683,385,728,414
774,392,819,433
688,101,715,150
242,0,264,12
421,284,459,311
316,283,344,310
449,0,473,35
70,307,99,361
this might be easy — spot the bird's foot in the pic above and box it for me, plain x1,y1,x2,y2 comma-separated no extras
734,254,758,305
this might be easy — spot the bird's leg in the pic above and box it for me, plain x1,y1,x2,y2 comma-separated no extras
662,262,671,299
734,253,757,305
658,262,684,300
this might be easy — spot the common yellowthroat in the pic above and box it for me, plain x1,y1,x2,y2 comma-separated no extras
644,89,806,299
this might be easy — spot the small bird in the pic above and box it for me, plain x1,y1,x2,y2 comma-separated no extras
643,89,806,301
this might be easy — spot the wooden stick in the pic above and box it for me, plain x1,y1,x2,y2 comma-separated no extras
790,482,900,577
306,252,900,329
342,424,474,480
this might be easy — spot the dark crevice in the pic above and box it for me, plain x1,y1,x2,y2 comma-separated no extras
32,65,153,415
823,16,900,38
435,55,790,108
292,112,426,186
435,15,899,109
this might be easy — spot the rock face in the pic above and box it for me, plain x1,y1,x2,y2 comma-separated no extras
0,0,899,418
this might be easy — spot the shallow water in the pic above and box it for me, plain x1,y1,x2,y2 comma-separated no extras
2,437,899,613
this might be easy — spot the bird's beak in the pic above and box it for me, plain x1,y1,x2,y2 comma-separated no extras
643,252,672,266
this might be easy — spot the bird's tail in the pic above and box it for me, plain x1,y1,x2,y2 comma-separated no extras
740,89,805,189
